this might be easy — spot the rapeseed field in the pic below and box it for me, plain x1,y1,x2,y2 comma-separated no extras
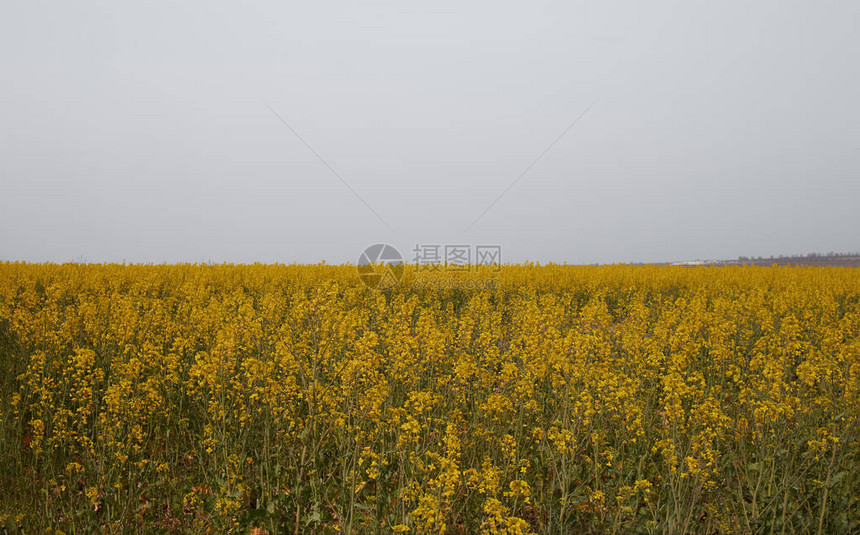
0,263,858,533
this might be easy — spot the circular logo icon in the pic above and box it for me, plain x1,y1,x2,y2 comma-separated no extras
357,244,404,290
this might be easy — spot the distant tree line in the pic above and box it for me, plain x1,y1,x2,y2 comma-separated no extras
737,252,860,262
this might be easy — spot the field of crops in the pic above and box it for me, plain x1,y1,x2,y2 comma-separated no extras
1,263,858,534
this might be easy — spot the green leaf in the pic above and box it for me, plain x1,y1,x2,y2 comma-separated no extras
830,471,847,487
304,507,321,525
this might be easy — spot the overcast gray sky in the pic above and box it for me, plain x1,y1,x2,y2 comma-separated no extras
2,1,858,264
